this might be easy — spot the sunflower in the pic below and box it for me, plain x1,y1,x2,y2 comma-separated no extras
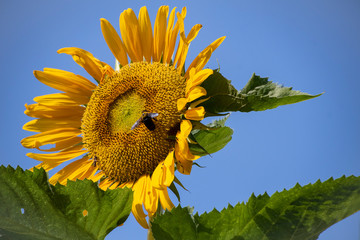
21,6,225,229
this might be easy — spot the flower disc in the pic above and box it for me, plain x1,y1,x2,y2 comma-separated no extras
82,62,185,183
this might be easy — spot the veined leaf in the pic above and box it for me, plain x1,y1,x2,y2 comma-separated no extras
189,127,233,156
200,71,321,114
189,116,233,156
151,207,197,240
0,166,133,240
151,175,360,240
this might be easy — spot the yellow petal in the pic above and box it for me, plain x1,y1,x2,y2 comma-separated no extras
177,98,187,112
57,47,105,82
175,137,200,162
21,128,81,149
151,151,175,189
163,7,176,64
119,181,134,189
144,175,158,215
100,18,128,66
173,12,186,68
23,118,81,132
49,156,90,185
27,149,86,162
158,187,174,211
88,171,105,182
186,24,202,42
153,6,169,62
36,136,82,152
175,120,200,162
27,149,86,171
179,119,192,138
100,64,116,83
138,6,153,62
34,93,90,107
109,181,120,190
174,147,193,175
184,107,205,121
189,48,212,77
34,69,95,96
165,7,176,42
186,69,213,94
177,160,193,175
176,23,203,72
44,68,97,91
24,104,84,119
132,176,149,229
186,86,207,103
133,175,147,204
180,6,187,18
190,97,210,109
99,178,114,190
164,7,186,64
163,151,175,186
77,164,98,181
132,205,148,229
76,160,98,180
151,161,165,189
188,67,196,79
120,9,143,62
185,36,226,77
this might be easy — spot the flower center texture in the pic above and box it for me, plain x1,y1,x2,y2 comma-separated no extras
82,62,186,183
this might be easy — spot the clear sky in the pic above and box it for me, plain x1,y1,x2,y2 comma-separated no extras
1,0,359,239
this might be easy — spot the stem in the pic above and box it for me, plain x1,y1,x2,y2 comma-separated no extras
147,215,155,240
147,202,164,240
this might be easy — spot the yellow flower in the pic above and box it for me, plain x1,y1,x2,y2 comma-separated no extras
21,6,225,228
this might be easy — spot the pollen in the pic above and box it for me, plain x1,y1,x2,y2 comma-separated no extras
81,62,186,183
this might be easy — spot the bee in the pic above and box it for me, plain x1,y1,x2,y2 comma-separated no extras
131,112,159,131
92,156,98,167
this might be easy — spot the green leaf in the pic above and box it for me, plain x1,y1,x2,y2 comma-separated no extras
189,127,233,156
0,165,133,240
201,71,321,113
189,116,233,156
151,175,360,240
151,207,197,240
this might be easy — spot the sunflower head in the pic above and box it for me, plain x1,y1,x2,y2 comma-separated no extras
82,62,185,184
21,5,225,229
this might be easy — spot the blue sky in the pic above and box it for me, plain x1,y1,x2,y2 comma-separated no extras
1,0,359,239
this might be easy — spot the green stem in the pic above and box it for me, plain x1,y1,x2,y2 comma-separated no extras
147,202,164,240
147,216,155,240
